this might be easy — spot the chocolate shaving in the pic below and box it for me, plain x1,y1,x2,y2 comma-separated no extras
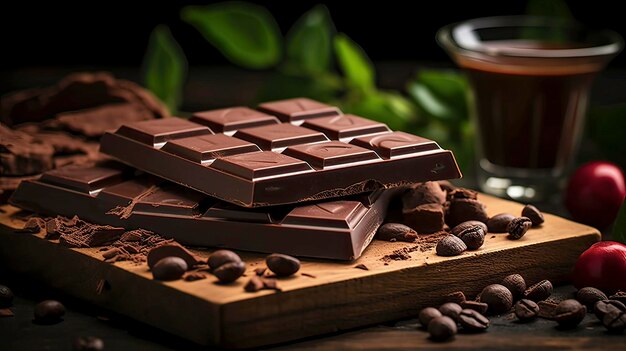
106,185,160,219
59,224,125,248
354,264,369,271
301,272,317,278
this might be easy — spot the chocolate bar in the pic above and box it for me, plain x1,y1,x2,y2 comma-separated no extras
100,98,461,207
9,163,399,260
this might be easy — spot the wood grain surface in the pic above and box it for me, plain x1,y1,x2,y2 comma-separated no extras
0,194,601,348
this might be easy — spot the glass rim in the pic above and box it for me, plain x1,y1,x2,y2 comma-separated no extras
437,16,624,59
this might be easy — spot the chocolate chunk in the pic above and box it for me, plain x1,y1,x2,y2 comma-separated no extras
403,203,445,233
446,198,488,227
15,217,44,233
59,224,125,248
402,181,446,209
244,276,281,292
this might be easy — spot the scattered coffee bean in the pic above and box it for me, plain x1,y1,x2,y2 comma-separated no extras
537,300,558,319
266,254,301,277
450,221,488,236
576,287,608,310
34,300,65,324
553,299,586,329
594,300,626,320
507,217,532,240
436,235,467,256
521,204,544,226
213,261,246,283
445,291,466,304
515,299,539,321
602,308,626,333
523,280,553,302
428,316,457,341
455,225,485,250
609,291,626,305
376,223,418,242
0,284,14,308
479,284,513,315
208,250,242,270
458,309,490,331
439,302,463,321
73,336,104,351
487,213,515,233
419,307,442,327
501,274,526,300
461,301,489,315
152,257,188,281
446,198,488,227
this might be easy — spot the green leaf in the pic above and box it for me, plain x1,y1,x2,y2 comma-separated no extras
407,70,469,122
257,72,342,103
613,199,626,244
181,2,282,69
340,91,417,131
334,33,375,91
142,25,187,113
285,5,333,75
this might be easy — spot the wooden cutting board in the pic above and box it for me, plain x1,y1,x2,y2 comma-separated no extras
0,194,600,349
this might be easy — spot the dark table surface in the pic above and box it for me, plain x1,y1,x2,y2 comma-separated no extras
1,65,626,350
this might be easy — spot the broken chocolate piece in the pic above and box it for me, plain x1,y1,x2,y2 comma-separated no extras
403,203,445,233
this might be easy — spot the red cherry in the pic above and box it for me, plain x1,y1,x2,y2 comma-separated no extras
572,241,626,294
564,161,626,230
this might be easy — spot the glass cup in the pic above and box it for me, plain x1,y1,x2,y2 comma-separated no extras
437,16,623,202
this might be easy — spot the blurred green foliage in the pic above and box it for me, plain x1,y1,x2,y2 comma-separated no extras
141,0,625,178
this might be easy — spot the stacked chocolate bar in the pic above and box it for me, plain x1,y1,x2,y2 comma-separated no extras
10,98,461,260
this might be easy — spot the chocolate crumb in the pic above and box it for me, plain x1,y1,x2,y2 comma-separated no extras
254,267,267,276
244,276,282,292
354,264,369,270
490,235,496,239
301,272,317,278
184,272,208,281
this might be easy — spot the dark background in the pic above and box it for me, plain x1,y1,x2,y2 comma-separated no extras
3,1,626,71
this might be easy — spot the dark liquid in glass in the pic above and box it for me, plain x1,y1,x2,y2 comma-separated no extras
460,41,598,170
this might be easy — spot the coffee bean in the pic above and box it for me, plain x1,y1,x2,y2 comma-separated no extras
376,223,418,242
515,299,539,321
450,221,488,236
34,300,65,324
487,213,515,233
602,308,626,332
521,204,544,226
594,299,626,320
436,235,467,256
208,250,242,270
446,198,488,227
507,217,532,239
461,301,489,315
455,225,485,250
553,299,586,329
428,316,457,341
73,336,104,351
439,302,463,321
479,284,513,315
537,300,558,320
523,280,553,302
576,287,608,310
213,261,246,283
266,253,301,277
0,284,14,308
458,309,490,331
501,274,526,300
152,257,188,281
609,291,626,305
418,307,442,327
444,291,466,304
